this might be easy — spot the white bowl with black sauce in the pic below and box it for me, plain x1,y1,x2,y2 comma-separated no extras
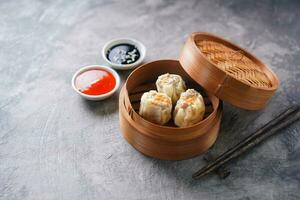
102,38,146,70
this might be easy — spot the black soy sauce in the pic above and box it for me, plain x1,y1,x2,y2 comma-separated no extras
107,43,140,65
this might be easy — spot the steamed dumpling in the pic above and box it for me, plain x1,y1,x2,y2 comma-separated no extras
156,73,186,105
139,90,172,125
173,89,205,127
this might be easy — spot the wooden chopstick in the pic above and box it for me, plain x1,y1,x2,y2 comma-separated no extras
203,152,231,179
193,103,300,179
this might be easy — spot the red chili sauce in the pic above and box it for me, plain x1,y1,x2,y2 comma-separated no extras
75,69,116,95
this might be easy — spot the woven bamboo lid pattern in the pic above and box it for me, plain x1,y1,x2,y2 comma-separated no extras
179,32,279,110
198,40,272,89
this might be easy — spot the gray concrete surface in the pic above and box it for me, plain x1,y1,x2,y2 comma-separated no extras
0,0,300,199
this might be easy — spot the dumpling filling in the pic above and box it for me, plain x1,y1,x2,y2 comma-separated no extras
139,90,172,125
173,89,205,127
156,73,186,105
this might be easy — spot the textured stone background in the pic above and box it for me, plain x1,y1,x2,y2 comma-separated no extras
0,0,299,199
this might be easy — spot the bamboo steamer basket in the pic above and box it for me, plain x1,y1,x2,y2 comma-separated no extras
119,32,279,160
119,60,222,160
179,32,279,110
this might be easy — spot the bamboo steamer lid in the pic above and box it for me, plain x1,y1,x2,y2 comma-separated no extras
179,32,279,110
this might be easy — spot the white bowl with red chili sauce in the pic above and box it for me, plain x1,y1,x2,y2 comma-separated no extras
72,65,120,101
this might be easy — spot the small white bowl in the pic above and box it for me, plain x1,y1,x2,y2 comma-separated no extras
102,38,146,70
71,65,120,101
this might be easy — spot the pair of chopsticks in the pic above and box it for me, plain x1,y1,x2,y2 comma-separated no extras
193,103,300,179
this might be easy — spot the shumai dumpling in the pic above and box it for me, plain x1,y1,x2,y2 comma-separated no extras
139,90,172,125
156,73,186,105
173,89,205,127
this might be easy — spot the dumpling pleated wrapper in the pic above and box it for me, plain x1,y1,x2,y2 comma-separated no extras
139,90,172,125
156,73,186,105
173,89,205,127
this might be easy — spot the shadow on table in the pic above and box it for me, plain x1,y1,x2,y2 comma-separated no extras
136,103,273,188
81,92,119,115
